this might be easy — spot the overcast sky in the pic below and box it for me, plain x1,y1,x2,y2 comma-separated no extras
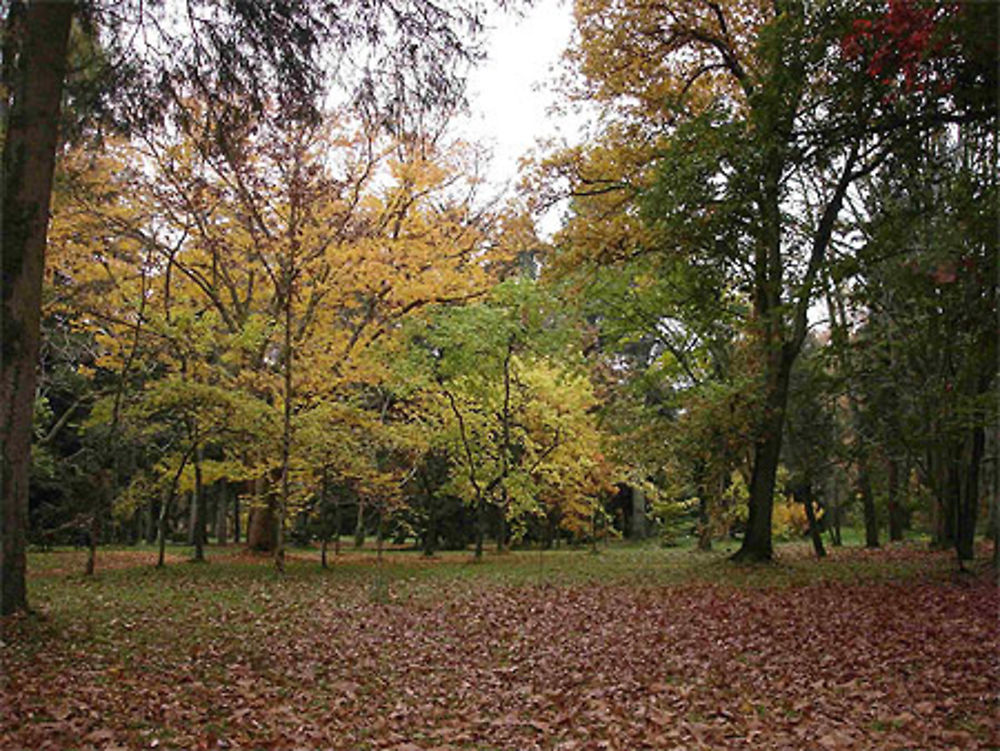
458,0,580,197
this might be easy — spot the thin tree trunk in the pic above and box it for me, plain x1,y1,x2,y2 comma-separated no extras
0,1,74,615
85,470,110,576
216,480,228,546
887,458,904,542
474,497,485,560
192,447,206,562
157,449,193,568
233,485,241,544
354,498,365,548
800,483,826,559
333,491,342,557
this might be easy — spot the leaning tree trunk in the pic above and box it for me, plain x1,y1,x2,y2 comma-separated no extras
0,1,74,615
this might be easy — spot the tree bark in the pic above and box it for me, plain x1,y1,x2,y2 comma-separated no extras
0,0,74,615
192,448,206,562
733,346,794,563
216,480,228,546
696,492,712,552
887,458,904,542
630,486,647,540
353,497,365,548
799,483,826,559
474,497,485,560
858,458,880,549
956,425,985,562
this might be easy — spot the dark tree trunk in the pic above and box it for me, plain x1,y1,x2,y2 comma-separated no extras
145,498,159,544
496,495,507,554
216,481,229,546
799,482,826,559
697,492,712,552
0,0,74,615
733,347,793,563
247,503,278,552
233,486,241,544
474,497,485,560
192,449,206,562
887,458,904,542
333,491,342,557
85,499,101,577
858,459,879,549
422,489,437,557
376,506,384,563
956,425,985,562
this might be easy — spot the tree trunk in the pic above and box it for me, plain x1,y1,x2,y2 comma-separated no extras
474,497,485,560
192,449,206,562
887,458,904,542
697,492,712,552
145,498,158,544
247,503,278,551
233,485,241,544
799,483,826,559
630,486,647,540
956,425,985,562
858,459,879,549
422,487,437,557
0,0,74,615
333,491,342,557
216,481,229,546
186,491,197,546
496,496,507,553
157,451,192,568
157,485,170,568
321,536,328,569
354,498,366,548
733,347,793,563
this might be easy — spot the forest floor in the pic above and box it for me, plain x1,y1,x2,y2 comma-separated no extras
1,540,997,750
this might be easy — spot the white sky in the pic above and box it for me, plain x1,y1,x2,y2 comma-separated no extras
458,0,581,218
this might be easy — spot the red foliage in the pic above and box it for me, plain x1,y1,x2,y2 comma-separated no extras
840,0,961,95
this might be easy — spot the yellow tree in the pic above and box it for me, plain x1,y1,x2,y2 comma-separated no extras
49,107,520,569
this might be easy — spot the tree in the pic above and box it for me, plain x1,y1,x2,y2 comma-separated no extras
1,0,74,615
541,0,994,561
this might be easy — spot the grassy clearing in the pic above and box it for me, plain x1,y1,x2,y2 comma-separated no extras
2,539,996,750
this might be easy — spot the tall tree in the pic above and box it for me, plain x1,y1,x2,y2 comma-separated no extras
542,0,994,561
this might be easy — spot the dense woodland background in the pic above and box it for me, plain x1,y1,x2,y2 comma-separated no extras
2,0,998,604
